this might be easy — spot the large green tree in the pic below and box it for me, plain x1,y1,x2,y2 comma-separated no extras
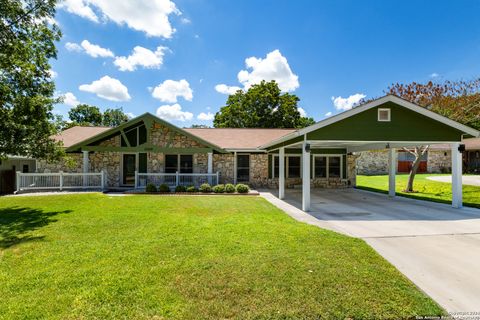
213,81,315,128
102,108,130,126
68,104,103,126
0,0,62,160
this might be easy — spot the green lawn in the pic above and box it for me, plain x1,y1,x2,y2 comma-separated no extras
357,174,480,208
0,194,442,319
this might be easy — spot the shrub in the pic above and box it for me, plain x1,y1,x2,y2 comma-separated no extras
158,184,170,192
175,185,186,192
225,183,235,193
145,183,157,193
212,184,225,193
236,184,249,193
199,183,212,193
186,186,198,192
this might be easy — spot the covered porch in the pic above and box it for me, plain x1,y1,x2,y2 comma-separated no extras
261,95,480,210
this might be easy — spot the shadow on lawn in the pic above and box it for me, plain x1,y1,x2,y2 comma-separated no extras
0,207,72,249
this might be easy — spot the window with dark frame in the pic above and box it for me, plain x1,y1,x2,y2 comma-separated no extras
179,155,193,173
22,164,29,173
288,156,301,178
165,155,178,173
314,156,327,178
237,154,250,182
328,156,341,178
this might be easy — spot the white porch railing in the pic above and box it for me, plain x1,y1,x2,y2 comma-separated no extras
135,171,219,189
16,171,106,192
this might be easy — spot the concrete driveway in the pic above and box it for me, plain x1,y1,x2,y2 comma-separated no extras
427,175,480,186
260,188,480,313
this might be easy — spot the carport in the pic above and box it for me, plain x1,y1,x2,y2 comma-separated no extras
260,95,480,210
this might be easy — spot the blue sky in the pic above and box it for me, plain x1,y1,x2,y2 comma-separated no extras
52,0,480,127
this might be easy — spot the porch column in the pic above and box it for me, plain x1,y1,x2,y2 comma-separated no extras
279,147,285,199
388,147,396,197
451,142,463,208
302,141,311,211
233,151,237,185
82,150,89,187
207,152,213,184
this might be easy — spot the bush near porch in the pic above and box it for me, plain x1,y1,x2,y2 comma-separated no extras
357,174,480,208
0,194,443,319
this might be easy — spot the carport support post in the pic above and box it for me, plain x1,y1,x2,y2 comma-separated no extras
388,147,396,197
207,152,213,185
279,147,285,199
302,141,311,211
451,142,463,208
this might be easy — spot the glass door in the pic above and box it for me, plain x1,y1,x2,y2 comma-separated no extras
122,154,136,185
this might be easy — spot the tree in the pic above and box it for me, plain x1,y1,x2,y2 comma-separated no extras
102,108,129,126
0,0,63,160
68,104,103,126
213,80,315,128
385,78,480,192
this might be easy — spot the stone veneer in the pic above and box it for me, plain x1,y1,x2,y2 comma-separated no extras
427,150,451,173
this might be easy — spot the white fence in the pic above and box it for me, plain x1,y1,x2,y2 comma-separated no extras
16,171,105,192
135,171,219,189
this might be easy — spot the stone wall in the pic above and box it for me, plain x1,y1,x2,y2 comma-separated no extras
428,150,451,173
356,150,388,175
150,124,205,148
37,153,84,173
347,154,358,187
213,154,234,184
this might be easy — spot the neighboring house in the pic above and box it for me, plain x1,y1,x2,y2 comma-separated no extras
29,95,478,210
357,138,480,175
0,156,36,194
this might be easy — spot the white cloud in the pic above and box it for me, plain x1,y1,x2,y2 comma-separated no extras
298,107,307,117
197,112,214,121
325,111,332,117
156,104,193,121
152,79,193,103
181,17,191,24
59,0,99,22
331,93,366,111
65,42,82,52
237,49,299,92
215,84,242,95
79,76,131,102
59,0,180,38
125,112,135,119
63,92,81,106
114,46,167,71
80,40,114,58
430,72,440,78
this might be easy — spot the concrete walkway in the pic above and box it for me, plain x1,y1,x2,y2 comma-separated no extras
427,175,480,186
260,188,480,313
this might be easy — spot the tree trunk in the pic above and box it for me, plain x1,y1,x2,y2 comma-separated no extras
403,146,429,192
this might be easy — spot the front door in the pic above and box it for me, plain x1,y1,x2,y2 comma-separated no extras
122,154,136,185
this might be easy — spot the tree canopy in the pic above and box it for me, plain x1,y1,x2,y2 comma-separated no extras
64,105,130,128
213,81,315,128
385,79,480,130
0,0,62,160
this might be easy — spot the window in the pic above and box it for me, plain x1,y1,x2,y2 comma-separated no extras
165,155,178,173
288,156,301,178
328,156,341,178
314,156,327,178
121,124,147,147
165,154,193,173
378,108,391,122
179,155,193,173
237,154,250,182
22,164,29,173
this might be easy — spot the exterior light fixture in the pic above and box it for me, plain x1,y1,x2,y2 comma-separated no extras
305,143,311,152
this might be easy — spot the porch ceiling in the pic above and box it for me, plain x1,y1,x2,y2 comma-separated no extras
283,140,454,152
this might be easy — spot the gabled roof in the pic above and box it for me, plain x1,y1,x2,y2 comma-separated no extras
53,126,111,148
64,113,225,152
260,95,480,149
184,128,296,150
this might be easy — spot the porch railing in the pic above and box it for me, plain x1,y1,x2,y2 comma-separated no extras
16,171,105,193
135,171,219,189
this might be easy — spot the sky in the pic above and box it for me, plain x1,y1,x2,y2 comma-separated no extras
51,0,480,127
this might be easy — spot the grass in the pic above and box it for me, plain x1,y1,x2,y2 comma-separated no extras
0,194,443,319
357,174,480,208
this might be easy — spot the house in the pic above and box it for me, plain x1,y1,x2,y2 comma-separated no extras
357,137,480,175
34,95,478,209
0,156,37,194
